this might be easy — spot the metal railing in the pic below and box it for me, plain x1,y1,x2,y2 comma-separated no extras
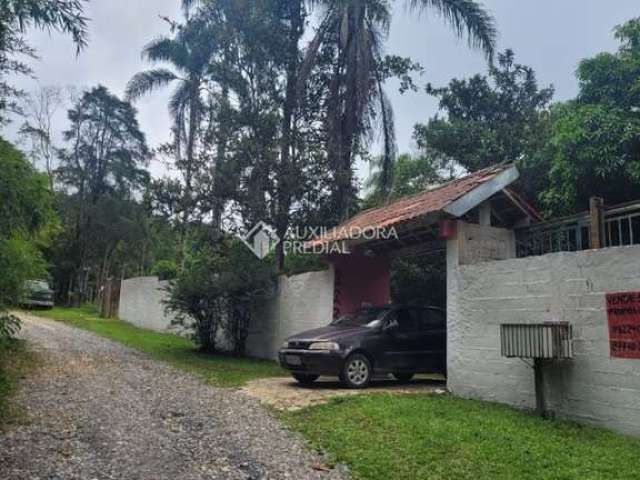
516,200,640,257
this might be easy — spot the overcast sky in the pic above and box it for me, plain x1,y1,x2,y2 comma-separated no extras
6,0,640,179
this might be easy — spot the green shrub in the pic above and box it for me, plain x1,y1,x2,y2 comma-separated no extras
150,259,179,280
165,235,276,354
0,138,55,342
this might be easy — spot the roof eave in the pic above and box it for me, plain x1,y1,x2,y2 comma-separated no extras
442,164,520,218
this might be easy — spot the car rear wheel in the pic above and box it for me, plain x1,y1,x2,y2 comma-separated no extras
340,353,372,389
393,372,414,383
292,373,319,385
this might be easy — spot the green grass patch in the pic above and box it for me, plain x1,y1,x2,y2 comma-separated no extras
0,340,39,428
283,394,640,480
32,306,285,387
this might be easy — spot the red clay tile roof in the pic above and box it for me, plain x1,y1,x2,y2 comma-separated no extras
308,164,516,246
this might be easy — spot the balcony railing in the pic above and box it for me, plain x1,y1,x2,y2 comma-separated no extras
516,199,640,258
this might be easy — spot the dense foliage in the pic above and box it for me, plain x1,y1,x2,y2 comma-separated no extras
125,0,497,337
0,138,54,342
364,152,446,209
413,49,554,206
411,21,640,217
50,86,156,304
3,1,640,353
417,50,554,172
540,18,640,215
126,0,497,267
165,237,275,353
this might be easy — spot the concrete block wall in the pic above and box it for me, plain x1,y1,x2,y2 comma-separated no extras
457,221,516,265
448,232,640,437
119,270,334,360
246,267,335,360
119,276,179,332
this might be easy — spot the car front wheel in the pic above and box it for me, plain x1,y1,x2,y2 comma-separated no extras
340,353,372,389
292,373,319,385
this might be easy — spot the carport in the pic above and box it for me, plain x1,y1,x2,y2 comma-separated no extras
307,163,541,317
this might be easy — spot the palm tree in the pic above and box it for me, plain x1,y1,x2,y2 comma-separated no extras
126,16,225,266
126,17,221,217
300,0,497,218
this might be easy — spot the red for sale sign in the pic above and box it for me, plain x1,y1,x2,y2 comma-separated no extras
606,291,640,359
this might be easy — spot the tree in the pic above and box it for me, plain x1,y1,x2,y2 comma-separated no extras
57,85,149,202
0,0,87,124
413,49,554,204
363,152,445,209
540,18,640,215
126,16,220,231
541,102,640,216
177,0,496,270
0,137,55,341
165,236,275,353
54,85,150,303
297,0,497,219
18,85,69,189
143,1,332,272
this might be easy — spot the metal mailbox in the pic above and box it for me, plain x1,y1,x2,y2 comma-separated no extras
501,322,573,359
500,322,573,417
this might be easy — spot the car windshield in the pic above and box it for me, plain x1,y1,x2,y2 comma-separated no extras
26,280,49,291
330,307,389,328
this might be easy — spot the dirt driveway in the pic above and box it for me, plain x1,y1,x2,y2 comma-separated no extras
0,313,346,480
242,377,446,411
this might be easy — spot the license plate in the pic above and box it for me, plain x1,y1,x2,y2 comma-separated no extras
286,355,302,366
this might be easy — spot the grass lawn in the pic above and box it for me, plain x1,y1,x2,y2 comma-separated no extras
31,306,285,387
284,394,640,480
0,340,39,428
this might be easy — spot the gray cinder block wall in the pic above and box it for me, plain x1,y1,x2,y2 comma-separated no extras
447,221,640,436
245,267,335,360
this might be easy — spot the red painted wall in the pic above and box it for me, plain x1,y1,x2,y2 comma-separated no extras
329,254,390,318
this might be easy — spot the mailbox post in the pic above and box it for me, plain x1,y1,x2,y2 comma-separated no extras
500,322,573,416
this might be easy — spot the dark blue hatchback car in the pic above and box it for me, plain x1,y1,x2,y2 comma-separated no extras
278,305,446,388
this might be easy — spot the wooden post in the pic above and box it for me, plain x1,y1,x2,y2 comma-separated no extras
534,358,546,417
101,278,112,318
589,197,605,249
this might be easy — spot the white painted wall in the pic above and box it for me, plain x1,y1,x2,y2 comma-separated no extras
119,269,335,360
118,276,179,332
448,222,640,436
246,267,335,360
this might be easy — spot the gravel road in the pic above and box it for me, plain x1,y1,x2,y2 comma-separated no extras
0,312,346,480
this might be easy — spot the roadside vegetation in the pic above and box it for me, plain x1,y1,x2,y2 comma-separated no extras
4,2,640,357
284,394,640,480
31,306,284,387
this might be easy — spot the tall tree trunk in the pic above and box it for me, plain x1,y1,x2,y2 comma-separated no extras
210,84,230,239
180,82,200,267
274,0,304,270
335,3,365,221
